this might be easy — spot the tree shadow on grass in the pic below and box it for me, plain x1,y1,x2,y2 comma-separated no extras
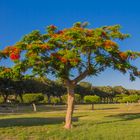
95,107,119,110
107,112,140,121
0,105,67,114
0,116,79,128
94,113,140,126
75,113,140,128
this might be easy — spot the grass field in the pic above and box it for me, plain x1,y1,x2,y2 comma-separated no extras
0,103,140,140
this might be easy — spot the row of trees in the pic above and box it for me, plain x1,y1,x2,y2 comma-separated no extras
0,78,140,104
1,92,140,112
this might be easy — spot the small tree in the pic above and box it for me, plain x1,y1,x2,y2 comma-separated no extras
84,95,100,110
23,93,44,111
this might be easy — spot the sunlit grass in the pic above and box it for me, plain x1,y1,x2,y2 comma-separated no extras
0,104,140,140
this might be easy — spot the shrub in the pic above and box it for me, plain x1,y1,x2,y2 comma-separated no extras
50,96,60,105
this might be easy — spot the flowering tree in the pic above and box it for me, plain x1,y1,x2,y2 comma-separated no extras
1,22,140,129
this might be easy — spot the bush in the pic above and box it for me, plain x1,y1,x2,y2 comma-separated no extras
23,93,44,104
61,94,81,104
50,96,60,105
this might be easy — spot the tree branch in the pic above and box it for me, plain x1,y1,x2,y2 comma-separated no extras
72,49,92,84
72,68,89,84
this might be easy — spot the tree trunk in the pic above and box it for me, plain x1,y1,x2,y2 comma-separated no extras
64,85,75,129
32,103,37,112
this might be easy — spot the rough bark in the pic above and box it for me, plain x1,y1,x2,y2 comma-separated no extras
64,85,75,129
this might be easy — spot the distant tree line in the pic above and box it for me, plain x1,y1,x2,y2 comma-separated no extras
0,78,140,105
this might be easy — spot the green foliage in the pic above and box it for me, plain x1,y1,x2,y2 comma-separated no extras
23,93,44,104
121,94,140,103
61,94,81,104
79,82,92,90
39,96,48,104
61,94,67,104
84,95,100,104
50,96,60,105
2,22,140,86
113,94,128,103
75,94,81,103
0,96,4,103
113,86,128,94
42,96,49,103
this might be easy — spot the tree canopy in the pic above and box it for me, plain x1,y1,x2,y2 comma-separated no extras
1,22,140,83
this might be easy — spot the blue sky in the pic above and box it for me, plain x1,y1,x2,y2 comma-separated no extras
0,0,140,89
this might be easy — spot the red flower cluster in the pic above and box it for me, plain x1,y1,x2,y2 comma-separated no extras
51,53,80,64
50,25,56,30
119,52,128,60
104,40,116,46
10,52,20,60
57,30,64,34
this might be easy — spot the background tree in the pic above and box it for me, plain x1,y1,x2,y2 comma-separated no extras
113,86,128,95
84,95,100,110
2,22,140,129
121,94,140,104
50,96,61,105
23,93,44,111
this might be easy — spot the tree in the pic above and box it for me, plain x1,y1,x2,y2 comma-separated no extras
79,82,92,90
84,95,100,110
1,22,140,129
113,86,128,95
121,94,140,104
23,93,44,111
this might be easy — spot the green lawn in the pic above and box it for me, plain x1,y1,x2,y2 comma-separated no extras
0,103,140,140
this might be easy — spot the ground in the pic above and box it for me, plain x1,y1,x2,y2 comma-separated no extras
0,103,140,140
